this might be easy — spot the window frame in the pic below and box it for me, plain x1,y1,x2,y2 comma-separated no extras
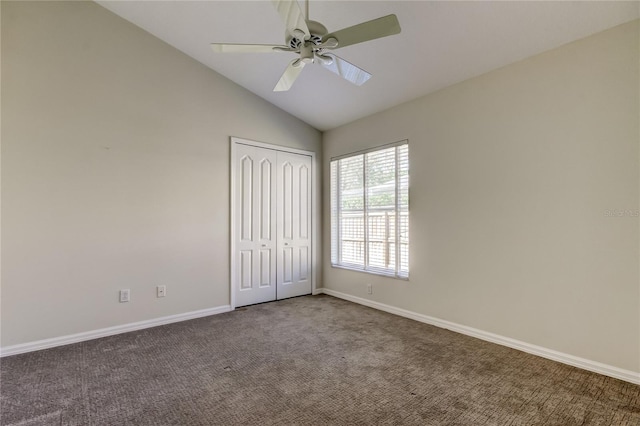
330,140,409,280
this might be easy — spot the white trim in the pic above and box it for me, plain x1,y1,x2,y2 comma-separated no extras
311,149,318,301
318,288,640,385
229,139,238,310
0,305,232,357
230,136,317,309
234,138,315,157
330,139,408,162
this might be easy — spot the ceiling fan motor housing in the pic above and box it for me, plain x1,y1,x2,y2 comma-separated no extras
287,20,327,49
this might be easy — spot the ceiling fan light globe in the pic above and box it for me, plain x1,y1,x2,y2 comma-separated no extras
292,28,307,41
323,38,339,49
316,54,334,65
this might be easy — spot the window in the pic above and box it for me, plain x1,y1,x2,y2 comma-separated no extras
330,142,409,278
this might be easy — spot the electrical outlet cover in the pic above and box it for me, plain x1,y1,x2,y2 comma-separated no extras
157,285,167,298
119,289,130,303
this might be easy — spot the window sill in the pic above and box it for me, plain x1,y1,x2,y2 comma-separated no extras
330,264,409,281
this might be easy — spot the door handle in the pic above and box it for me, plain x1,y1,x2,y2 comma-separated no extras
284,243,289,246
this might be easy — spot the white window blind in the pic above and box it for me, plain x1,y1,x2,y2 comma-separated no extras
331,142,409,278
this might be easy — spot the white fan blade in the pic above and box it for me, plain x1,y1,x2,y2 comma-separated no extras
211,43,291,53
322,14,401,50
274,60,305,92
319,55,371,86
271,0,310,40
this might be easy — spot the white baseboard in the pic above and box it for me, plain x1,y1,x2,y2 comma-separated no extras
0,305,232,357
318,288,640,385
312,288,324,295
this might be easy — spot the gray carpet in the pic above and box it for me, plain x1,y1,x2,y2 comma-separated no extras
1,295,638,425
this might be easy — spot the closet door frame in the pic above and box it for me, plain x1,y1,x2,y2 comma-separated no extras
229,136,317,309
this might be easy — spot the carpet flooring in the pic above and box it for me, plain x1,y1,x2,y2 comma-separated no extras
1,294,639,425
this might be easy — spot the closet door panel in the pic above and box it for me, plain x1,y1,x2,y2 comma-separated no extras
234,144,277,307
276,151,312,299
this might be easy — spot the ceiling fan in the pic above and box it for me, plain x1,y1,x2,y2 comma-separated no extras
210,0,401,92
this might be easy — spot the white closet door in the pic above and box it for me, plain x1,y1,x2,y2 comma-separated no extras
234,143,277,307
276,151,312,299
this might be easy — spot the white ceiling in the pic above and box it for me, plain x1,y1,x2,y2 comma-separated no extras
97,1,638,131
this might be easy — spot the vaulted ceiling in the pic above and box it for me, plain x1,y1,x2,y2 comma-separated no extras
97,1,639,131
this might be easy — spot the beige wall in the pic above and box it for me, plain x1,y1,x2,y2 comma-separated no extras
1,1,321,347
323,20,639,373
